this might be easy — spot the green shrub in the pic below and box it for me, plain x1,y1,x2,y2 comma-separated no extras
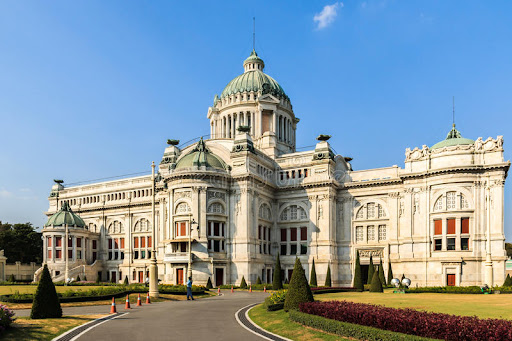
289,310,432,341
324,263,331,287
30,264,62,319
240,276,247,289
354,252,363,292
76,275,81,282
503,274,512,287
367,255,374,285
264,289,287,311
387,262,394,286
123,276,129,285
273,254,283,290
256,276,262,285
219,284,239,289
0,304,15,332
206,277,213,289
310,259,317,287
369,270,383,293
284,258,314,312
7,275,14,283
378,259,386,286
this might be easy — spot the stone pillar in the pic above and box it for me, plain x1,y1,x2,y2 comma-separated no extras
199,187,207,240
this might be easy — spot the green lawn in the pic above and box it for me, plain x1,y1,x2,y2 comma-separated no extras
316,289,512,320
248,304,349,341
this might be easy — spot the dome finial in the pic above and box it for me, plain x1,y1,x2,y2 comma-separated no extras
253,17,256,51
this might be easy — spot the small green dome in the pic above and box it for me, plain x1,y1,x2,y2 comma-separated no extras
45,202,86,228
175,138,227,171
431,125,474,150
220,50,288,101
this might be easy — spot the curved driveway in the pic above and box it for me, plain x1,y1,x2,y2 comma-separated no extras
76,291,268,341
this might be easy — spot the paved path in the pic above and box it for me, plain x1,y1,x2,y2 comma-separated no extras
72,291,268,341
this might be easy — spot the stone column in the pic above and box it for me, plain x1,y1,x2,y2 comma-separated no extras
273,112,277,136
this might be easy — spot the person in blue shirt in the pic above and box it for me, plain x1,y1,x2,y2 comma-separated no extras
186,277,194,300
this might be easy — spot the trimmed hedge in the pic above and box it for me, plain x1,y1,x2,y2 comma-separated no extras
289,310,434,341
311,287,358,294
300,300,512,341
407,286,512,294
266,302,285,311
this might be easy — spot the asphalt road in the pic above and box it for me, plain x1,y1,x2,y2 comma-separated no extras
75,291,268,341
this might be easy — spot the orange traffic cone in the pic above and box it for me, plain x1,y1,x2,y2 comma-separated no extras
110,297,117,314
249,285,252,293
264,286,266,293
137,294,142,306
146,292,151,304
231,286,234,293
125,295,131,309
217,287,221,295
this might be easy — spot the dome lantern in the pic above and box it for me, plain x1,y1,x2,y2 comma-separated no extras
243,49,265,72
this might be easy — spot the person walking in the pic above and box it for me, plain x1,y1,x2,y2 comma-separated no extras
186,276,194,300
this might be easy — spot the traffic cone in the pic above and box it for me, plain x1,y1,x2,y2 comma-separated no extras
217,287,221,295
125,295,131,309
137,294,142,306
110,297,117,314
249,285,252,293
146,292,151,304
231,286,234,293
264,286,266,293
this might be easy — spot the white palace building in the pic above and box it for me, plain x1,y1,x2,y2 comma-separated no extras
39,50,509,288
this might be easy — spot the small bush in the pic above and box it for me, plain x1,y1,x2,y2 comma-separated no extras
123,276,129,285
310,259,317,287
0,305,15,334
240,276,248,289
284,258,314,312
206,277,213,289
504,274,512,287
273,254,283,290
31,264,62,319
324,264,331,287
369,270,383,292
7,275,14,283
256,276,262,285
264,290,287,311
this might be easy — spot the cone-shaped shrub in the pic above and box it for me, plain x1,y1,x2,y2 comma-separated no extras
240,276,247,289
387,262,394,286
503,274,512,287
256,276,262,285
354,252,363,291
284,258,314,311
285,277,289,284
8,274,14,283
310,259,317,287
206,277,213,289
324,263,331,287
369,269,383,292
367,255,374,285
272,254,283,290
76,275,81,282
123,276,129,285
31,264,62,319
378,259,386,286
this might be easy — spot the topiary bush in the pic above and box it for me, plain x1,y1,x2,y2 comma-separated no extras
310,259,317,287
273,254,283,290
369,270,383,293
387,262,393,286
378,259,386,286
367,255,374,285
123,276,129,286
325,263,331,287
256,276,262,285
206,277,213,289
503,274,512,287
7,275,14,283
284,258,314,312
30,264,62,319
240,276,248,289
0,305,15,334
354,252,363,292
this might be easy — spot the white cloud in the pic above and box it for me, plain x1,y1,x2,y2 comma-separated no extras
314,2,343,30
0,189,12,198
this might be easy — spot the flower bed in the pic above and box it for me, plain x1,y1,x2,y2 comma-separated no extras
264,290,287,311
0,305,15,334
299,300,512,341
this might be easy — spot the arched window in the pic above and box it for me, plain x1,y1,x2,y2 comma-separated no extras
208,202,225,214
108,220,123,234
259,203,272,221
433,191,471,211
134,218,150,232
279,205,307,222
355,202,386,220
175,202,191,214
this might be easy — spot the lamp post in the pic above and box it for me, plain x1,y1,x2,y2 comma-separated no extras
188,214,198,279
64,224,69,286
149,162,160,297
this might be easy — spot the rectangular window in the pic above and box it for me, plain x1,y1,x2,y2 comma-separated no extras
77,238,82,248
356,226,363,242
290,228,297,241
290,243,297,255
68,249,73,259
92,251,97,262
300,243,307,255
114,239,119,249
77,250,82,259
56,237,62,247
141,237,146,248
148,237,152,248
280,229,287,242
258,226,262,240
461,238,469,250
461,218,469,234
280,244,287,255
92,240,97,249
367,226,375,241
180,222,187,236
48,250,52,259
300,227,307,241
214,240,220,252
213,222,219,236
434,239,442,251
134,237,139,248
134,251,139,259
68,238,73,247
141,250,146,259
434,220,442,235
378,225,386,241
447,219,456,235
108,252,112,260
120,238,125,249
180,242,187,252
108,239,113,249
56,250,62,259
48,237,52,247
447,238,456,250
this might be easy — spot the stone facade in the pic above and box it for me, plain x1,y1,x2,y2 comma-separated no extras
41,51,509,287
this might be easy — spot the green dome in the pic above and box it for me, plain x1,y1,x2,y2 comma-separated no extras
431,125,474,150
175,138,227,171
220,50,288,100
45,202,86,228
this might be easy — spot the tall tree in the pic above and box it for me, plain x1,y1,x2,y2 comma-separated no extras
367,255,374,285
354,252,363,291
387,262,394,286
0,222,42,263
378,258,386,286
272,254,283,290
310,259,317,287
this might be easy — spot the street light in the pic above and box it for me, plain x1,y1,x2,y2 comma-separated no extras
188,214,198,279
149,162,161,298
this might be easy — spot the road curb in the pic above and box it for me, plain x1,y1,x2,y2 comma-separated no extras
52,313,127,341
235,303,292,341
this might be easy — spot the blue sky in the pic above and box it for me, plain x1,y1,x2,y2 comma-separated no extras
1,1,511,237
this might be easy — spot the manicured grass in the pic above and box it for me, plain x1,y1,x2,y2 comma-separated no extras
316,290,512,320
248,303,349,341
2,315,105,341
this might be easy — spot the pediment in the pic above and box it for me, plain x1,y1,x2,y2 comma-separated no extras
258,94,280,103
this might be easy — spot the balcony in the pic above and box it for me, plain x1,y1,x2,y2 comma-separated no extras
163,252,196,263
